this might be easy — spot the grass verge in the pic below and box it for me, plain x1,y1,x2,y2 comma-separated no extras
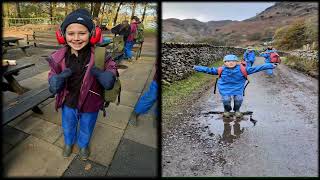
282,55,318,79
162,60,224,114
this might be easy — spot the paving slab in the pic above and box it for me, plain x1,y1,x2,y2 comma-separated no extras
33,100,62,126
15,116,62,144
124,113,158,149
3,142,14,156
120,67,153,82
120,78,147,93
87,122,124,166
106,138,158,177
3,136,75,177
97,103,133,130
3,125,30,146
62,155,108,177
117,90,141,108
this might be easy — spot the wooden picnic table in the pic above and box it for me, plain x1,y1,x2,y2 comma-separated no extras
2,36,31,56
2,61,43,114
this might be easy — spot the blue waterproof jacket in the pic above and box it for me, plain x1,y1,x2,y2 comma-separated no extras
243,50,256,63
194,63,275,96
260,49,277,63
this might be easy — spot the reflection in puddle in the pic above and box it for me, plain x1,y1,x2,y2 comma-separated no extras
198,113,257,144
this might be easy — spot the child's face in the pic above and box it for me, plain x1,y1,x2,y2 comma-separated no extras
65,23,90,52
224,61,237,68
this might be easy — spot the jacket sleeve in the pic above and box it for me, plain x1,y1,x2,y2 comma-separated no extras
46,57,61,81
104,53,117,76
259,52,269,58
246,63,275,75
194,65,218,75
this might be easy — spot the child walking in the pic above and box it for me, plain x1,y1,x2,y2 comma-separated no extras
243,46,256,67
123,16,139,61
47,8,117,160
259,46,278,76
193,54,277,118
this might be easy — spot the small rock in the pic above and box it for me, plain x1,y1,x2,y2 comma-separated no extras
84,163,92,171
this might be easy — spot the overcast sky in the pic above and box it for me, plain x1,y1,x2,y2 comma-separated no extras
162,2,275,22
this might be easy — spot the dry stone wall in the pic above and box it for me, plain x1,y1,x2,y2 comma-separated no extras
161,43,246,84
287,50,318,61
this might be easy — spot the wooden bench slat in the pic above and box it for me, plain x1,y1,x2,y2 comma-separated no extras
3,84,54,125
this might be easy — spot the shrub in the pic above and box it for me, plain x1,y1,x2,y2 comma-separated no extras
273,19,309,50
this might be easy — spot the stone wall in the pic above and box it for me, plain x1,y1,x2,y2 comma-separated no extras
287,50,318,61
161,43,245,84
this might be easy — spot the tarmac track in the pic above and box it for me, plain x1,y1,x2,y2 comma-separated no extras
162,57,318,177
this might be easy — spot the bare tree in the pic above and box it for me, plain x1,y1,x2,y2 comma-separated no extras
141,2,148,22
65,2,68,16
90,2,94,15
16,2,21,18
113,2,123,26
79,2,86,9
92,2,101,18
49,2,54,24
130,2,136,20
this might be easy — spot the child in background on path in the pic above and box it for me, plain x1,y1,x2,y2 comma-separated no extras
123,16,139,61
193,54,277,118
243,46,256,67
259,45,277,76
48,8,117,160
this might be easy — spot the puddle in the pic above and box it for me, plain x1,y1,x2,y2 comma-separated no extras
197,113,257,144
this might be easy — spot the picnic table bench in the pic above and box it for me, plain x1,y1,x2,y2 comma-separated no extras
2,61,54,125
2,37,31,56
3,84,54,125
26,31,61,48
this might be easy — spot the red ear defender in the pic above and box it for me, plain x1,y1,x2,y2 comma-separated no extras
89,26,102,45
55,29,66,44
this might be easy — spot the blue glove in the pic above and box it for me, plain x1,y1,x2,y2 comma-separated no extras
90,66,116,90
48,68,72,94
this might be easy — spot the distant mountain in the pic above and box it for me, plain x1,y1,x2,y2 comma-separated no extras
162,2,318,46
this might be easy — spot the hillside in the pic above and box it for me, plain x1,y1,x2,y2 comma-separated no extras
162,2,318,47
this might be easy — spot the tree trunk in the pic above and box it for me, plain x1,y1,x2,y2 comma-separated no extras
16,2,21,18
130,2,136,21
49,2,53,24
3,3,10,27
65,2,68,16
79,2,86,9
90,2,94,16
92,2,101,18
113,2,123,26
141,2,148,22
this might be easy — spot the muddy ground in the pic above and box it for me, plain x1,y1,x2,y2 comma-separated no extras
162,57,318,177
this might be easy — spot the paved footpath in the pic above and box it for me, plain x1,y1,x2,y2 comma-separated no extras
2,48,158,177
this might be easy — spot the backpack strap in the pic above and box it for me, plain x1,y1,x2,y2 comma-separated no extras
217,67,223,78
239,64,248,79
94,46,106,70
239,64,249,96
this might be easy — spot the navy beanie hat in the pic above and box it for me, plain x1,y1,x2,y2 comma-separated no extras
61,8,94,34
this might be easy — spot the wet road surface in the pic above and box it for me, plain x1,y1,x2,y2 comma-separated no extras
162,57,318,177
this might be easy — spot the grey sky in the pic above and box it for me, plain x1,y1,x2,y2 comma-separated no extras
162,2,275,22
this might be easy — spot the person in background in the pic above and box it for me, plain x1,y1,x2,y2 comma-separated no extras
259,45,277,76
243,46,256,67
123,16,139,61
